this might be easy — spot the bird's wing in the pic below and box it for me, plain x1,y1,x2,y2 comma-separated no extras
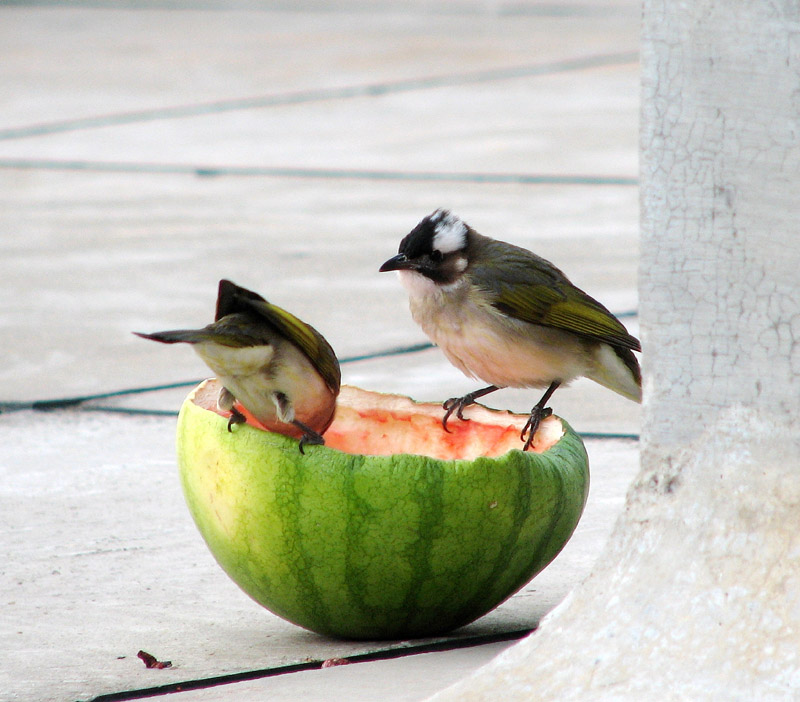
221,281,341,393
471,246,641,352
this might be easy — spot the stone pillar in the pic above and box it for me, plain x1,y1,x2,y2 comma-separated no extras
428,1,800,699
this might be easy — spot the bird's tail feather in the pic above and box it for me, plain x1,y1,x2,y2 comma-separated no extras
587,345,642,403
133,330,207,345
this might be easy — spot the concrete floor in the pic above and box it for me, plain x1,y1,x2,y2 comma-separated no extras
1,2,641,700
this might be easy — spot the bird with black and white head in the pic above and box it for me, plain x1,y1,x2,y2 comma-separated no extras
380,209,641,450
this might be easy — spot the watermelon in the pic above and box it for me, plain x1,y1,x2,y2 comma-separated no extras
177,378,589,640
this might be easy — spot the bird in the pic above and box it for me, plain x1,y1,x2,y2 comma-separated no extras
134,279,341,453
379,209,641,450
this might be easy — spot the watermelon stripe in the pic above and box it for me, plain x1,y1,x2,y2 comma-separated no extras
283,447,333,634
449,455,538,628
398,458,445,634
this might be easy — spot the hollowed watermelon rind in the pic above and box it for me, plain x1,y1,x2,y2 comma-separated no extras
177,381,590,640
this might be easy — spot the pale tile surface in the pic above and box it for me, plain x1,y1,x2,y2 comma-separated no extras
0,2,640,700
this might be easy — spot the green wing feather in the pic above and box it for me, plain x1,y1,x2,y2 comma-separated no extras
216,280,342,392
250,300,342,393
471,242,641,352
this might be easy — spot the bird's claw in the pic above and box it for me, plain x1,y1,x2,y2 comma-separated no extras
520,406,553,451
227,406,247,432
441,385,501,433
294,421,325,455
441,396,473,432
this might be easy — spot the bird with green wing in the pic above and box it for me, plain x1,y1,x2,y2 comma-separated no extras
135,279,340,453
380,209,641,450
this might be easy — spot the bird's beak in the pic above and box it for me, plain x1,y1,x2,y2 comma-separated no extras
379,254,412,272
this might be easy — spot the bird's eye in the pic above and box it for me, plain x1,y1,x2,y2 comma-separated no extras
430,250,443,263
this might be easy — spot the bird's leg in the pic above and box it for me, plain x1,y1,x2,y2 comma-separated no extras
270,391,323,454
292,420,325,455
442,385,499,432
217,386,246,432
520,381,560,451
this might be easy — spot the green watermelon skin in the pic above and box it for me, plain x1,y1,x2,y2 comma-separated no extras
177,385,590,640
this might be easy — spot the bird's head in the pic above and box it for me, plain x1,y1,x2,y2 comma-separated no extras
379,209,470,287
